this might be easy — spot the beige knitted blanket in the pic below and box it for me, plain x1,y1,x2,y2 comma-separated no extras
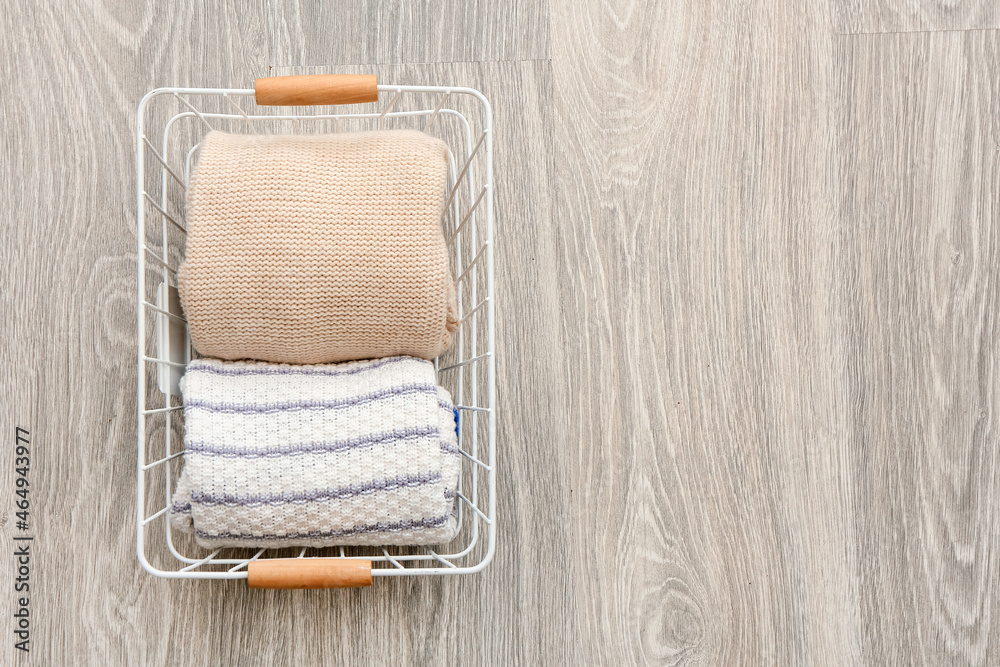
178,130,457,364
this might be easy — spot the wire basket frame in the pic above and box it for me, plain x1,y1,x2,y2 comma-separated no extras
135,84,495,580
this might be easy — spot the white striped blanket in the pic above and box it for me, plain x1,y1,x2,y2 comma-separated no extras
170,356,461,548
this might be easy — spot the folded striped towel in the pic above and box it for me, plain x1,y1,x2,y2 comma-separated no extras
170,356,461,548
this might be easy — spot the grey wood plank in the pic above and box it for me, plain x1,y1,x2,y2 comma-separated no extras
833,0,1000,34
268,0,549,66
548,0,866,663
835,29,1000,666
547,0,1000,661
0,1,267,665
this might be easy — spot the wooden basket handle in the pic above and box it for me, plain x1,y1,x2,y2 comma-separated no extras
247,558,373,589
254,74,378,106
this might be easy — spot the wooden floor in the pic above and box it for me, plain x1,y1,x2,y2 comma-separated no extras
2,0,999,664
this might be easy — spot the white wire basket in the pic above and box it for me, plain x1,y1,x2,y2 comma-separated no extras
134,76,495,586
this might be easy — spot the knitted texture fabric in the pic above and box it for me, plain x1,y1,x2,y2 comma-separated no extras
169,356,462,548
178,130,458,364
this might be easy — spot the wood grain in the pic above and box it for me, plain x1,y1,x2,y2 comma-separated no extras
833,0,1000,34
0,1,269,665
3,0,1000,663
246,558,373,589
836,29,1000,665
254,73,379,105
549,0,860,663
267,0,549,66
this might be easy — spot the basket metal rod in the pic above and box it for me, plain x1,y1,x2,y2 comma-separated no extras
228,549,266,573
457,298,489,325
456,491,492,524
141,450,184,471
179,549,222,573
427,550,458,569
423,93,450,132
142,138,186,189
142,248,177,274
377,91,401,130
457,448,491,470
142,193,186,232
223,94,258,133
142,405,184,415
142,507,170,525
455,244,487,283
443,130,487,212
381,547,404,569
438,352,490,373
159,121,180,578
466,123,483,562
172,93,215,132
143,356,187,369
142,300,187,324
448,185,488,244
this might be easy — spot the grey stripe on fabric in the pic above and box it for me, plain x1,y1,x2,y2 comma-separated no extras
184,383,437,414
187,356,414,378
195,513,453,541
186,426,440,459
190,471,443,507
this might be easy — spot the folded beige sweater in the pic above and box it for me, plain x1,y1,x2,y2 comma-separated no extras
178,130,457,364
